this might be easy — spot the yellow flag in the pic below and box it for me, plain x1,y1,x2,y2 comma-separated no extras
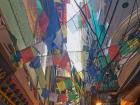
127,38,139,49
57,81,66,91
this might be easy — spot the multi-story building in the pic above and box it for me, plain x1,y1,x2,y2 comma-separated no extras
78,0,140,104
0,9,43,105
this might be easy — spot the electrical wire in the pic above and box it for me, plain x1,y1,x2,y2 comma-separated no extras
100,0,119,46
73,0,110,65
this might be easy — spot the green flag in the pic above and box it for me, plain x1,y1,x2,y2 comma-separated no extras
64,78,72,89
68,91,78,101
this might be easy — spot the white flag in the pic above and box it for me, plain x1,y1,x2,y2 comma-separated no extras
49,93,58,102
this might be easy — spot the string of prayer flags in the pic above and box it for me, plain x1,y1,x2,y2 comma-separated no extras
43,0,63,51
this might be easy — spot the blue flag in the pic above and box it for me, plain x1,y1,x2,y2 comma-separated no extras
43,0,62,51
86,64,97,77
29,56,41,69
41,89,49,99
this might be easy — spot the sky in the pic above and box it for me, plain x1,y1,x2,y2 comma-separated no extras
66,0,83,71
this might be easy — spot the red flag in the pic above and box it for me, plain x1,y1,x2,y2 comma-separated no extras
65,62,71,74
52,54,61,66
59,51,70,69
39,11,49,33
21,47,34,63
59,94,67,103
108,45,120,61
81,4,91,24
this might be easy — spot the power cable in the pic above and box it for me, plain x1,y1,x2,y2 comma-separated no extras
73,0,110,65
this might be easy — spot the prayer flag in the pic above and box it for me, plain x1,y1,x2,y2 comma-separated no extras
21,47,34,63
41,89,49,98
29,56,41,69
43,0,62,51
59,94,68,103
86,64,97,77
39,11,49,33
36,0,43,14
57,81,66,91
59,51,70,69
68,91,78,101
49,93,58,102
108,45,120,61
64,78,72,89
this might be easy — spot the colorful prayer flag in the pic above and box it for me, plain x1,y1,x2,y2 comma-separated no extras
41,89,49,98
57,80,66,91
64,78,72,89
29,56,41,69
39,11,49,33
21,47,34,63
52,54,61,66
59,94,68,103
86,64,97,77
36,0,43,14
43,0,62,51
108,45,120,61
59,51,70,69
68,91,78,101
49,93,58,102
